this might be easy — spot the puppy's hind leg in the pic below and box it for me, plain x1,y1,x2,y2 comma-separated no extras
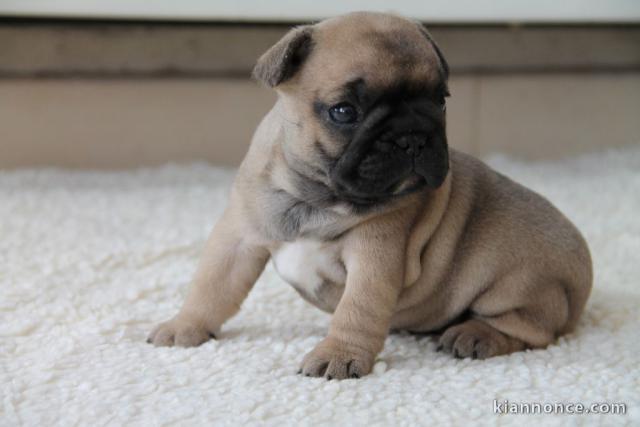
437,318,527,359
439,279,571,359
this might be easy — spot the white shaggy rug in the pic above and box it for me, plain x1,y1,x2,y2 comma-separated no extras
2,147,639,426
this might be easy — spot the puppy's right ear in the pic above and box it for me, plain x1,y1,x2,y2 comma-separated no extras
252,25,313,88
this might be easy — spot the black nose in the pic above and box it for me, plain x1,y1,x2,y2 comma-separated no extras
395,133,426,156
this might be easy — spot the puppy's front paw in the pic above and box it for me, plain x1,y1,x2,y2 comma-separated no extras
300,337,374,379
147,316,215,348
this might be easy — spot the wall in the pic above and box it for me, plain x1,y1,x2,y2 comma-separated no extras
1,22,639,168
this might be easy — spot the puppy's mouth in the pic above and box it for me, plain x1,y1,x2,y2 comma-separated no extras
333,173,425,208
336,192,381,207
332,180,386,207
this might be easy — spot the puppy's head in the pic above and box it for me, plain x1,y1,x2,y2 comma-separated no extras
253,12,450,209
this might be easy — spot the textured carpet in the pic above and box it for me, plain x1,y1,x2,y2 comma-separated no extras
2,147,639,426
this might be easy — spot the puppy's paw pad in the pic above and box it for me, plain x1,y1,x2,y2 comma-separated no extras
147,317,214,348
300,338,373,380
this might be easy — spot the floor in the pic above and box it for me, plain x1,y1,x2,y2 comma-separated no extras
2,145,639,425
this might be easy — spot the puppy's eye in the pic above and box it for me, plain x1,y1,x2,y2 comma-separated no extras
328,103,358,124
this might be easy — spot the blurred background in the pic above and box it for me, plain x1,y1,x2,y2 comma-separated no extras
1,0,639,169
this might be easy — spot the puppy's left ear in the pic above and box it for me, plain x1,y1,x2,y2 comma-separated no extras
416,24,450,84
252,25,314,88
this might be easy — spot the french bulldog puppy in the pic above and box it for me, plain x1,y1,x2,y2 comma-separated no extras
148,12,592,379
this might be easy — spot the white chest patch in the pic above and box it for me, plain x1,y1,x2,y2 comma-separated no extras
272,240,346,298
